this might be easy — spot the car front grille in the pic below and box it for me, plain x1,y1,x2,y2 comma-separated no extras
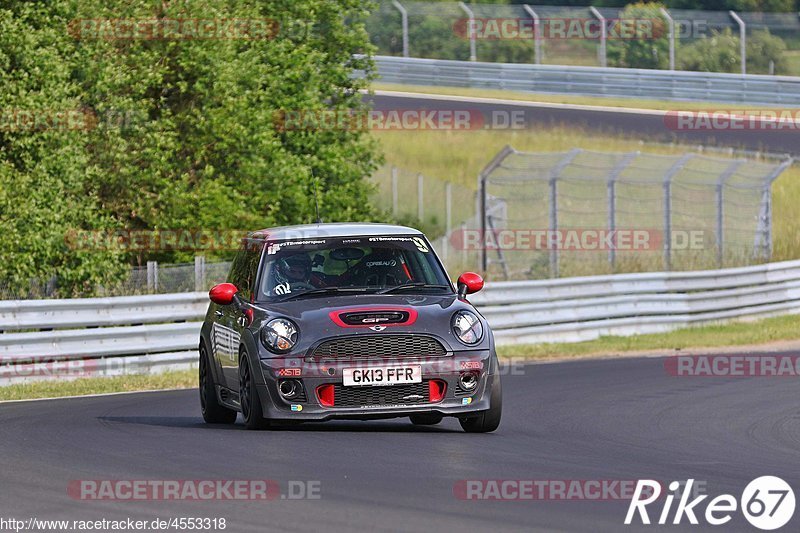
310,334,447,360
333,382,431,408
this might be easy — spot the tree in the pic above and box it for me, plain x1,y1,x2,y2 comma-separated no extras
0,3,125,297
0,0,382,297
608,2,672,69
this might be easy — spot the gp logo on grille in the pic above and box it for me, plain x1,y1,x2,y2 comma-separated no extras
329,307,417,328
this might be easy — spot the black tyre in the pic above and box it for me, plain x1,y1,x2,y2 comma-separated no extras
409,413,443,426
459,374,502,433
199,343,237,424
239,349,270,430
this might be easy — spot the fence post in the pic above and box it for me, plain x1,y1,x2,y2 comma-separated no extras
417,173,424,221
607,180,615,270
716,180,724,268
523,5,541,65
546,149,582,278
391,166,399,215
391,0,409,58
729,11,746,75
754,157,794,260
461,222,468,269
715,161,743,268
755,186,772,260
444,181,452,264
194,256,206,292
589,7,607,68
549,176,559,278
146,261,158,293
605,152,638,271
660,8,676,71
661,154,693,271
458,2,477,61
477,145,516,274
479,178,487,272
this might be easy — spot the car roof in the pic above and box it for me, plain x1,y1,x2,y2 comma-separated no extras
247,222,424,241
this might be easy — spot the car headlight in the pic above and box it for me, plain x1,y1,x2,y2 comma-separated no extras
260,318,298,353
452,310,483,345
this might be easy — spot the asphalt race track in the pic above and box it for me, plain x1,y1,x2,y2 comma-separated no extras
368,92,800,156
2,355,798,532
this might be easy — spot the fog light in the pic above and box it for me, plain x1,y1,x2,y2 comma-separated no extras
459,372,479,391
278,379,300,400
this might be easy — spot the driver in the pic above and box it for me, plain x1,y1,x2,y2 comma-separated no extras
273,252,322,292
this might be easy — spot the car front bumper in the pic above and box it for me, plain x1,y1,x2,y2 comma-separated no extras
254,351,497,421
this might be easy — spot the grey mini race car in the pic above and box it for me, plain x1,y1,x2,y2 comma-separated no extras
199,222,501,432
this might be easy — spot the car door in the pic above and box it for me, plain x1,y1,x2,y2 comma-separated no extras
219,240,262,388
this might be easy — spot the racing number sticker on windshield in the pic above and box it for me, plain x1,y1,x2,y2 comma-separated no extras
274,283,291,295
412,237,429,252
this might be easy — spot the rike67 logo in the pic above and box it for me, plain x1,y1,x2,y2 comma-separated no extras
625,477,795,530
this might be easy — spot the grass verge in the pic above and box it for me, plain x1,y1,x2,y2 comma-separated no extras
496,313,800,360
0,369,196,402
373,126,800,263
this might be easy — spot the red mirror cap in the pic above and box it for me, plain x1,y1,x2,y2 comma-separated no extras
209,283,238,305
457,272,484,294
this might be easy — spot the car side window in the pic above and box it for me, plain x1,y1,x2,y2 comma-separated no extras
227,240,261,301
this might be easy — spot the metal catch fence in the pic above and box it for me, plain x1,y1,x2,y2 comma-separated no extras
476,146,793,279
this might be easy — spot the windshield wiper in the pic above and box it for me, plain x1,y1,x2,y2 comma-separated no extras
376,283,451,295
277,287,369,302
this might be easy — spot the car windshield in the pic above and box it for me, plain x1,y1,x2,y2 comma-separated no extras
258,235,453,301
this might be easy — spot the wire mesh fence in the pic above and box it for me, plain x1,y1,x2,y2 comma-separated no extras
474,146,792,280
368,1,800,75
0,259,232,300
369,164,479,275
2,149,791,298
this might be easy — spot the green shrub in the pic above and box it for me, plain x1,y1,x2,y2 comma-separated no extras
608,2,671,70
678,28,741,72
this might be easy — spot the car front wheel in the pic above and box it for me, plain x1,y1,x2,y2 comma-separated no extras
459,373,502,433
239,349,270,430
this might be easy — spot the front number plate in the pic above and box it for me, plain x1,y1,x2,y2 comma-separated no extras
342,365,422,387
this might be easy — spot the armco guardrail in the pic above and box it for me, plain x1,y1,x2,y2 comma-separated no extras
0,292,208,331
0,292,209,385
374,55,800,106
471,259,800,344
3,259,800,383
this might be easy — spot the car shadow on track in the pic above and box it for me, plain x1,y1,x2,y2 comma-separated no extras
98,416,463,433
99,416,239,430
